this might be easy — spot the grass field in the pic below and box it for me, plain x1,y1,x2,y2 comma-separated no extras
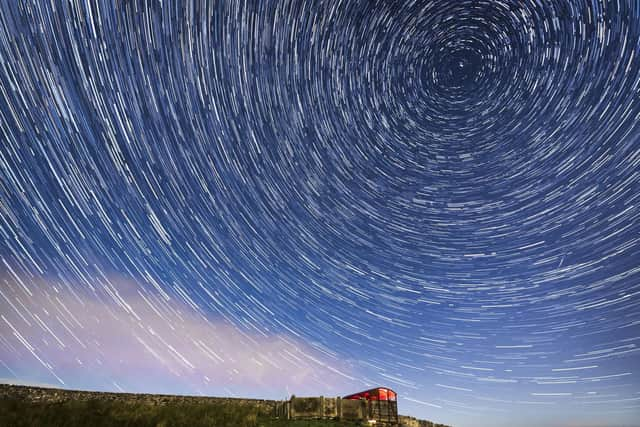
0,397,364,427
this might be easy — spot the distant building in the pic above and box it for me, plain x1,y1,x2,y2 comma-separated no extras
276,386,399,425
343,387,398,425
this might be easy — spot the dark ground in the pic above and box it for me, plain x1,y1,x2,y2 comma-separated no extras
0,397,363,427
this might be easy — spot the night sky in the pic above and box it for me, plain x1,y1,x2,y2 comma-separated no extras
1,1,639,426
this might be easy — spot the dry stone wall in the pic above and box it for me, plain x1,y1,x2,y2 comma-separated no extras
0,384,277,414
399,415,451,427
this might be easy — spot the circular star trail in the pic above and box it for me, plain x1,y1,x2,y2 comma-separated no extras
1,1,639,426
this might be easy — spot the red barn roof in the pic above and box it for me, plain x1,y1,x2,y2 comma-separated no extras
343,387,397,401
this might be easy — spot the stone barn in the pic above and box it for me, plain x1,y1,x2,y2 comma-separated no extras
277,386,399,425
343,387,399,425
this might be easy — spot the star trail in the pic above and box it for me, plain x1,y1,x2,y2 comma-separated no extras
1,1,639,426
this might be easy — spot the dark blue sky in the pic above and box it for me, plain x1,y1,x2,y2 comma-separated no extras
1,1,639,426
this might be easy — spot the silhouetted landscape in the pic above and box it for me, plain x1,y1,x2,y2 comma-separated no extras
0,384,448,427
0,385,356,427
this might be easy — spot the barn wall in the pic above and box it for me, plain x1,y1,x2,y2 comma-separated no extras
339,397,367,420
286,395,397,424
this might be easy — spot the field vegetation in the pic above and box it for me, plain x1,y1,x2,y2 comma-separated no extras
0,397,363,427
